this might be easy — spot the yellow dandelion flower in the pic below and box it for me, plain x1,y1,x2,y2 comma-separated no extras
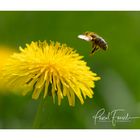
0,46,14,90
2,41,100,106
0,47,14,70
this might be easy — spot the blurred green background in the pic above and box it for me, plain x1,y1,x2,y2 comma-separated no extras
0,11,140,129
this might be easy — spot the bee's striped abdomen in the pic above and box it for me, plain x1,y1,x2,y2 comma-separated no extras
94,37,108,50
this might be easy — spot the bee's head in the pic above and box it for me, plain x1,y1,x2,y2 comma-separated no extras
84,31,96,39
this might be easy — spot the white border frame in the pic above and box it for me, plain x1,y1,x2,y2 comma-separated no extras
0,130,140,140
0,0,140,10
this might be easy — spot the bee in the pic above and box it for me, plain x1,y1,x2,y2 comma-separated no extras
78,31,108,55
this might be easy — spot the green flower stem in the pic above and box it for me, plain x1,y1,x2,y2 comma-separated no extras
33,96,45,128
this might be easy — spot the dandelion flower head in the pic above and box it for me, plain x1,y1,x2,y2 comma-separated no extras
0,47,13,70
0,47,14,90
2,41,100,106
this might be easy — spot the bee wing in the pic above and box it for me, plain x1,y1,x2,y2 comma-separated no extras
78,35,92,42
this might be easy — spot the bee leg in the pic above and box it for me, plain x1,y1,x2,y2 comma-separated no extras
90,45,99,55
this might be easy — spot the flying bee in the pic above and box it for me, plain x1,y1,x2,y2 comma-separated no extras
78,31,108,55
